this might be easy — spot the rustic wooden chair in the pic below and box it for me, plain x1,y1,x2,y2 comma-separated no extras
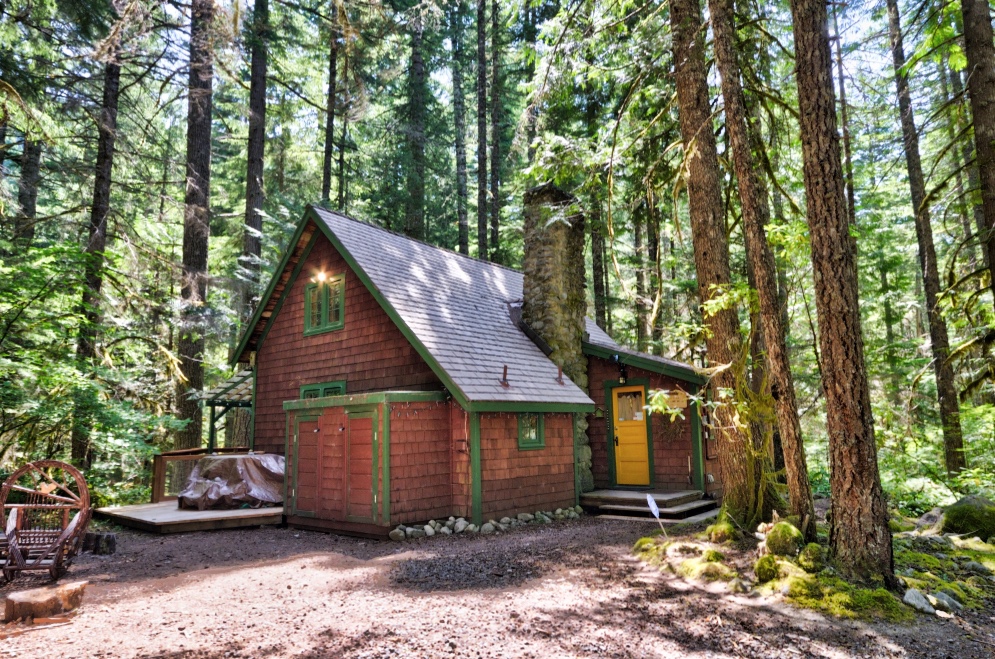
0,460,92,583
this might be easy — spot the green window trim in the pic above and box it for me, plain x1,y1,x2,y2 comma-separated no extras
300,380,347,399
517,413,545,450
303,273,345,336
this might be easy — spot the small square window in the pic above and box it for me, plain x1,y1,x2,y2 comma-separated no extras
300,380,346,399
304,273,345,335
517,413,545,450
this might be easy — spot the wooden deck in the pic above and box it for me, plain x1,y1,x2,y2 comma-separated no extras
95,502,284,534
580,489,717,520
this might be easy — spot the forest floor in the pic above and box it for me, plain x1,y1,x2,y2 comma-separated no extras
1,516,993,658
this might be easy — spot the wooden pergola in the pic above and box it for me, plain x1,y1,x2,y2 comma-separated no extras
202,369,254,452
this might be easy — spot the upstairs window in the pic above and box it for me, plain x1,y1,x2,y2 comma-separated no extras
517,413,545,450
304,273,345,336
300,380,346,399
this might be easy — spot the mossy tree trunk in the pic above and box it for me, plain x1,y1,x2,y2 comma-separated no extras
672,0,770,527
709,0,815,538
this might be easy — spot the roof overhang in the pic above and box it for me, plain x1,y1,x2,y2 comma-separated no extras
582,342,707,386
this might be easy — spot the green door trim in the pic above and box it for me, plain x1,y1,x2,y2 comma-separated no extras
469,412,482,525
603,378,654,488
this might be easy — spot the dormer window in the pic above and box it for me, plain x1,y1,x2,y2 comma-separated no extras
304,273,345,335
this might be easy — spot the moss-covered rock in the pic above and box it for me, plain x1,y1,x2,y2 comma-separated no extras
705,519,737,543
766,521,803,556
677,557,736,581
755,555,780,583
701,548,724,563
797,543,826,573
941,495,995,542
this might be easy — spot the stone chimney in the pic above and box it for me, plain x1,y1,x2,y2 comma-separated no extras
522,183,593,490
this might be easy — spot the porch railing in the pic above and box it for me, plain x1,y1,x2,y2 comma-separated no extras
151,447,246,503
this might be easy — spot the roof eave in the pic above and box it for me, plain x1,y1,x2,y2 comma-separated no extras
582,341,706,386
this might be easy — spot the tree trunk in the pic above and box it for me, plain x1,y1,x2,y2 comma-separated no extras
878,259,902,408
488,0,501,261
242,0,268,323
591,200,607,331
176,0,216,450
451,0,469,254
938,60,979,272
886,0,965,473
949,49,989,268
634,203,649,352
523,3,537,163
321,4,338,205
338,75,348,211
709,0,815,538
831,2,855,231
961,0,995,306
405,16,426,240
71,58,121,468
672,0,760,527
476,0,487,257
16,138,41,245
789,0,894,584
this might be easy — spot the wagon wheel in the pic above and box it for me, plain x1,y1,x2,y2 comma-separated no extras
0,460,90,512
0,460,91,582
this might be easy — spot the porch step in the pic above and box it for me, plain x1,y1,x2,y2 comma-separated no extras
580,489,704,510
598,498,717,519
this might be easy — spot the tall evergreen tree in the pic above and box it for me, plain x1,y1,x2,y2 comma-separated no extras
241,0,269,321
885,0,965,473
176,0,216,450
672,0,768,526
960,0,995,305
72,53,121,468
450,0,469,254
708,0,815,538
476,0,488,257
789,0,894,583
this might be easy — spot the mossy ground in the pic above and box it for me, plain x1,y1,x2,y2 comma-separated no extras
633,515,995,623
762,573,914,622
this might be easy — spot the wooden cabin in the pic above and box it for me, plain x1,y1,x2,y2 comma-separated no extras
231,206,721,535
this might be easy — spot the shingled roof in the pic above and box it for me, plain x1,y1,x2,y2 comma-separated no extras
234,206,702,409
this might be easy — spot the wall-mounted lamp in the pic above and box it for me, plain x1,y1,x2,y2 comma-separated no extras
610,354,628,384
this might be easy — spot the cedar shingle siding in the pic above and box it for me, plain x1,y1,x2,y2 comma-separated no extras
253,234,441,454
479,412,575,520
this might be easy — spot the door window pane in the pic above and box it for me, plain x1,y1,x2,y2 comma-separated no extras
617,391,644,421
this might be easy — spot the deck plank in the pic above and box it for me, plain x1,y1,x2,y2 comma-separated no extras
95,502,284,534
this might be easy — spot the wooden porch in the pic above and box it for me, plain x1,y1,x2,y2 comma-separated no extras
580,489,718,522
95,502,284,534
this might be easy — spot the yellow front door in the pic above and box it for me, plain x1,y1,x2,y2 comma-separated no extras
613,385,650,485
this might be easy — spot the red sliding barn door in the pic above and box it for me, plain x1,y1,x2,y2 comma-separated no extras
293,417,320,516
346,413,374,521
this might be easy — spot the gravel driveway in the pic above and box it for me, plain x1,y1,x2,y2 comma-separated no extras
1,517,992,658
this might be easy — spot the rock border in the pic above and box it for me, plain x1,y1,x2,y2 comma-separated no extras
389,506,584,541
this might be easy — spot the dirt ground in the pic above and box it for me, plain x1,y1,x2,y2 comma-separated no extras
1,517,993,658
